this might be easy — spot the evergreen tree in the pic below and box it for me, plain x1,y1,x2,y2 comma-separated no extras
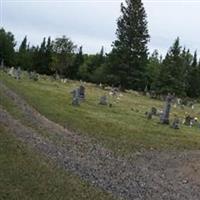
33,37,53,75
17,36,32,70
34,37,47,74
45,37,53,75
78,47,106,83
109,0,150,90
156,38,186,96
146,50,161,90
186,51,200,97
180,48,193,96
51,36,76,77
0,28,16,66
71,46,84,79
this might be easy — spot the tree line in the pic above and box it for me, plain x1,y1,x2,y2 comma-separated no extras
0,0,200,98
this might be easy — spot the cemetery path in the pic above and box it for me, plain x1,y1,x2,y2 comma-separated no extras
0,81,200,200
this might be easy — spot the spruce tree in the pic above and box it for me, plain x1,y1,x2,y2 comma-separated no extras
109,0,149,90
45,37,53,75
17,36,31,70
71,46,84,79
146,50,161,90
156,38,186,96
0,28,16,66
187,51,200,97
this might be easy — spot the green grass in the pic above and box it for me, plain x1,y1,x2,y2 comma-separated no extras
1,71,200,155
0,124,114,200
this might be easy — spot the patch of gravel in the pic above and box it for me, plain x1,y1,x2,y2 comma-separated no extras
0,82,200,200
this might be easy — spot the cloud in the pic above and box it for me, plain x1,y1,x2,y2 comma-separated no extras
1,0,200,56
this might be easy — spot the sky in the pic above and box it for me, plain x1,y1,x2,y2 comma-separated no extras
1,0,200,57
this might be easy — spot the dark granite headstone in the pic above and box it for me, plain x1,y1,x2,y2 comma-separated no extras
160,93,174,124
79,85,85,101
184,115,192,126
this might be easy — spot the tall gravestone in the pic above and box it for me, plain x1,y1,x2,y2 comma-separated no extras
71,88,80,106
15,67,21,80
79,85,85,101
8,67,15,77
160,93,174,124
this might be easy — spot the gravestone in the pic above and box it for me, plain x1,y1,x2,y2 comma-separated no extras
172,115,180,129
150,90,157,99
184,115,192,126
0,59,4,70
8,67,15,77
99,95,108,105
146,107,157,119
29,71,38,81
189,117,198,128
144,85,148,95
160,93,174,124
15,67,21,80
79,85,85,101
147,112,152,120
55,72,60,80
110,87,118,97
151,107,157,116
71,89,80,106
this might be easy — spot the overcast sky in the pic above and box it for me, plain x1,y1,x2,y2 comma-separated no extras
1,0,200,57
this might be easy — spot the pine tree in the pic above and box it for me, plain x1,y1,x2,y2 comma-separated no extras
109,0,150,90
187,51,200,97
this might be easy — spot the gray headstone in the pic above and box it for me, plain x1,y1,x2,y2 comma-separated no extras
71,89,80,106
29,71,38,81
171,116,180,129
8,67,15,77
15,67,21,80
160,93,174,124
99,95,108,105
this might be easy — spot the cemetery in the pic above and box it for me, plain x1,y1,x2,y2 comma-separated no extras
1,67,200,200
1,69,200,154
1,0,200,199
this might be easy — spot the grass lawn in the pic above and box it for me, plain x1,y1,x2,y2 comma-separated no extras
1,71,200,155
0,124,114,200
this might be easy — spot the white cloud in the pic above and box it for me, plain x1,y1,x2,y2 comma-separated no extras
1,0,200,56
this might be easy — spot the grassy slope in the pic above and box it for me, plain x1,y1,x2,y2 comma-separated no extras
0,124,114,200
1,71,200,155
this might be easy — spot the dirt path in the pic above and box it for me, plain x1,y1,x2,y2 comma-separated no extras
0,82,200,200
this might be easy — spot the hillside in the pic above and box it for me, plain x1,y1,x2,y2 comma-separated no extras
1,70,200,200
1,71,200,154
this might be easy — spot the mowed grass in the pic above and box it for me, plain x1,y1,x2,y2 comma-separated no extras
0,124,114,200
1,71,200,155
